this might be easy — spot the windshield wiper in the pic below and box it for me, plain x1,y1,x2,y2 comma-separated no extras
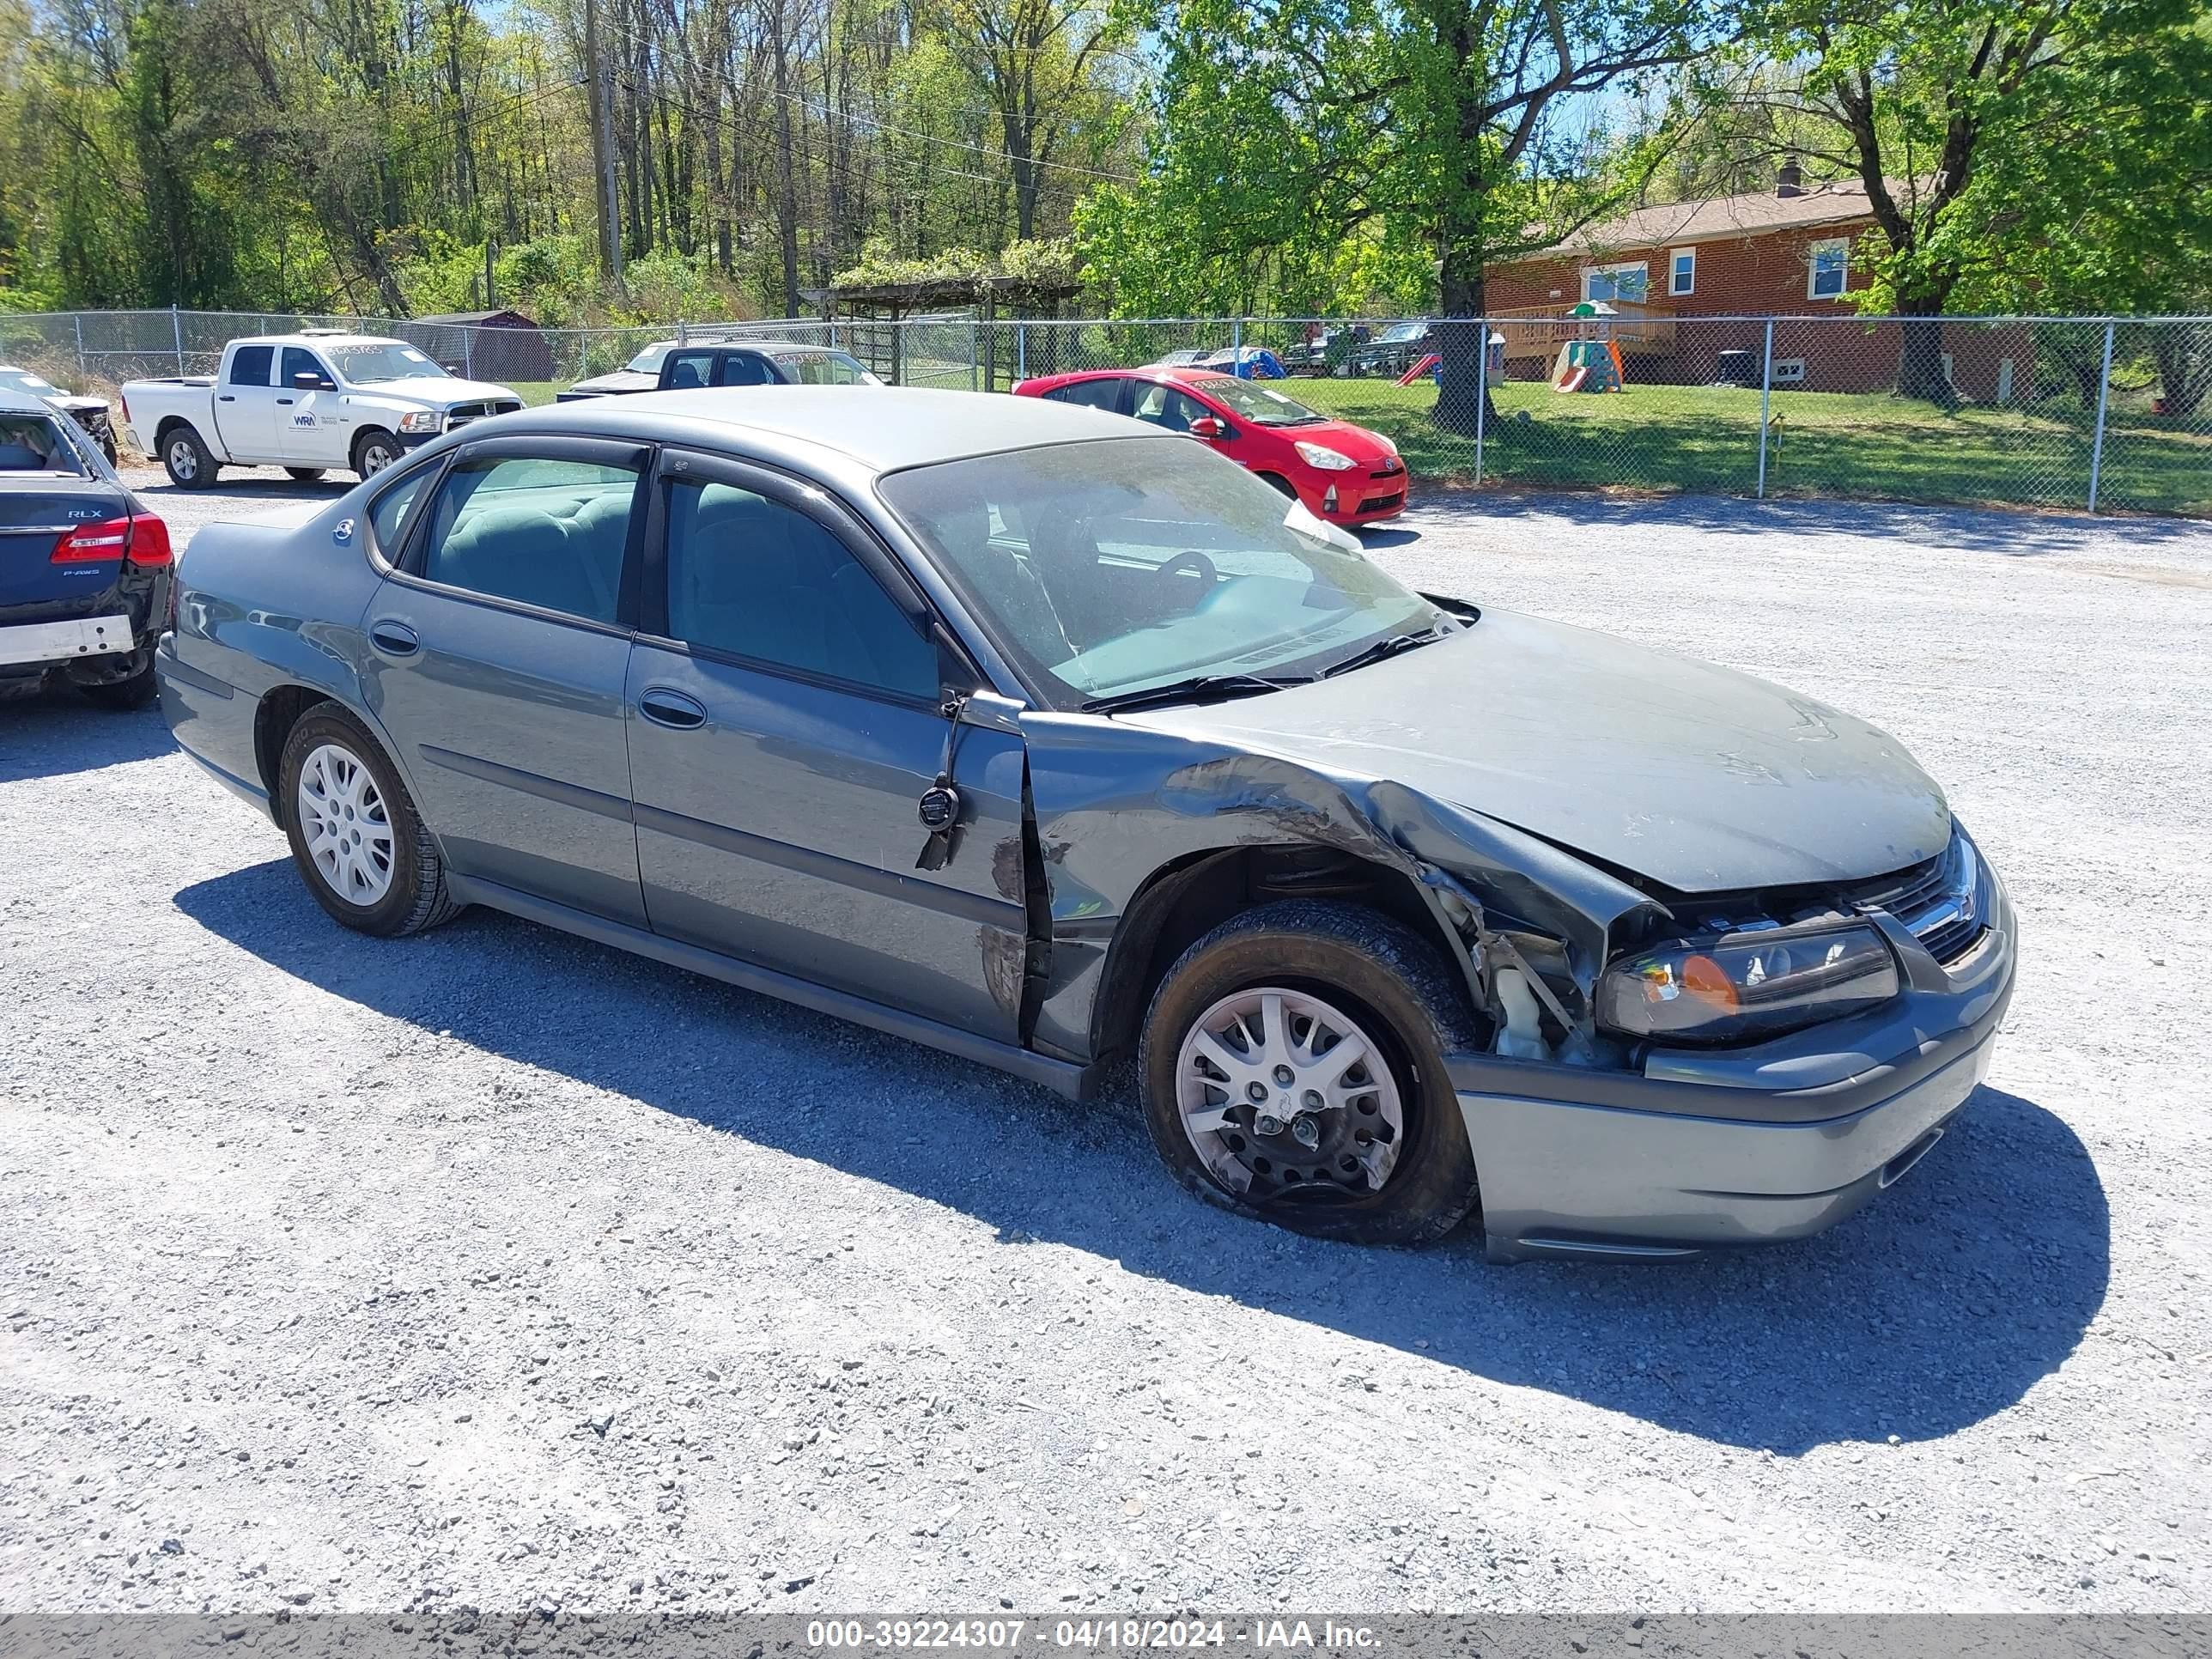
1081,672,1310,715
1321,629,1446,678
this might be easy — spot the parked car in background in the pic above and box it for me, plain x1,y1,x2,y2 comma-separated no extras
0,365,119,463
0,389,172,708
1016,366,1408,527
119,331,523,489
1354,319,1435,376
1148,345,1288,380
558,340,882,401
157,386,2013,1261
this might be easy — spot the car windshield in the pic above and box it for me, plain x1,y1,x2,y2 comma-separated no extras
0,412,86,473
0,369,62,396
1376,322,1427,342
1187,375,1326,427
770,349,879,386
879,435,1445,705
328,343,446,383
624,344,673,374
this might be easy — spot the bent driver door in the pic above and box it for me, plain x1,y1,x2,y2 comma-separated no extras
624,449,1031,1041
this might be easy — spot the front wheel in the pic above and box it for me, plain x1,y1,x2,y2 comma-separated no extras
161,426,217,489
1139,900,1482,1246
284,466,326,482
278,705,462,937
351,430,401,481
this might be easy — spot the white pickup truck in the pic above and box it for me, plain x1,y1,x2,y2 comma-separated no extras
119,331,524,488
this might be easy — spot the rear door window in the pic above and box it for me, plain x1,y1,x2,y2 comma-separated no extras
1043,379,1127,413
719,353,774,386
415,454,642,624
1130,383,1212,433
228,346,274,387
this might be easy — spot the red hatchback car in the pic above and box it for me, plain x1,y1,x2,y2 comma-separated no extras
1012,367,1409,528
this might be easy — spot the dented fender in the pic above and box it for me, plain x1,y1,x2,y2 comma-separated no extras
1018,711,1662,1063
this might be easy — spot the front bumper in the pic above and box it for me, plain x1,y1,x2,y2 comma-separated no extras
1455,871,2018,1261
1315,469,1409,525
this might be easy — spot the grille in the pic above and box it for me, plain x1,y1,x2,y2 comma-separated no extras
442,399,521,431
1848,834,1984,963
1370,459,1406,480
1359,490,1406,514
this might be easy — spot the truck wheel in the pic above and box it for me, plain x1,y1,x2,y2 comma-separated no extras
1138,899,1482,1247
161,426,217,489
278,704,462,938
352,431,401,481
283,466,326,483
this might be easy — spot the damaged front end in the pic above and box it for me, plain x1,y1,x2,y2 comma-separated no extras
1023,716,2016,1262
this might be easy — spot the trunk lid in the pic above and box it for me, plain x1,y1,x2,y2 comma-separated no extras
0,479,134,610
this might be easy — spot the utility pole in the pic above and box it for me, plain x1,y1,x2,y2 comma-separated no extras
584,0,624,285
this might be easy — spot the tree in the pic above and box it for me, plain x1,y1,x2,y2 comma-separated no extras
1081,0,1723,428
1711,0,2212,402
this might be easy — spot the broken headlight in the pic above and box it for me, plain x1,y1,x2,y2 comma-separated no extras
1595,922,1899,1045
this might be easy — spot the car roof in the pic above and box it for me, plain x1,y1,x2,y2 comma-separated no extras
233,333,406,349
0,386,63,415
501,386,1147,473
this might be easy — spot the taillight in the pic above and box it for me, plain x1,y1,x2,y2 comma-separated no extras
50,514,173,567
127,514,173,568
52,516,132,562
118,391,131,424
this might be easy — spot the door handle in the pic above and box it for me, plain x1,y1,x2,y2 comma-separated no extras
276,398,295,406
218,394,235,403
368,620,419,657
638,688,708,730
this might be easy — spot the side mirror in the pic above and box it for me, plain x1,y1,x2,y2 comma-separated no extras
292,370,330,391
440,361,465,375
1188,416,1227,441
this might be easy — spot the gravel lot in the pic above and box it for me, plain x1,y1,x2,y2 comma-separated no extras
4,466,2209,1616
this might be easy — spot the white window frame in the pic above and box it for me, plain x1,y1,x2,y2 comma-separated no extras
1771,357,1807,385
1581,260,1650,304
1808,238,1849,301
1668,247,1696,296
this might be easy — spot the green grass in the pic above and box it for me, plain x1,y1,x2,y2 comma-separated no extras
1291,377,2212,517
506,366,2209,516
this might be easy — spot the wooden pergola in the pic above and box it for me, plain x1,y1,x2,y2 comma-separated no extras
803,272,1085,390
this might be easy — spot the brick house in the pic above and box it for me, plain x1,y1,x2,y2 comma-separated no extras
1484,167,2032,403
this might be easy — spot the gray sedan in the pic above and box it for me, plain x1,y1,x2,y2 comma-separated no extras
157,388,2014,1260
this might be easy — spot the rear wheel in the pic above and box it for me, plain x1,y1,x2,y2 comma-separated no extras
277,705,461,937
351,430,401,481
1139,899,1481,1246
283,466,326,482
161,426,217,489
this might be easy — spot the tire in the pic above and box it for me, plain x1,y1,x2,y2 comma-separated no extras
351,430,401,482
79,656,157,710
161,425,217,489
284,466,326,483
1138,899,1482,1247
277,703,462,938
1257,472,1299,500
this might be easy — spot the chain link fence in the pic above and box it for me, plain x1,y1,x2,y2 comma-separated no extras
2,307,2203,515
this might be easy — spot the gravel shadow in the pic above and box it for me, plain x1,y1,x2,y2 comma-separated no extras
0,693,173,781
177,858,2109,1455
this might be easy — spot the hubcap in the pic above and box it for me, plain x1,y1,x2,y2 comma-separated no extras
1175,987,1404,1201
168,439,197,479
361,443,393,476
295,743,395,905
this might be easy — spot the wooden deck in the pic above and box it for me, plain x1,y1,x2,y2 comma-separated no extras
1491,301,1678,358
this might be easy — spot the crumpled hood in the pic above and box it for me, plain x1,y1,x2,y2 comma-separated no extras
1124,608,1950,894
360,375,519,407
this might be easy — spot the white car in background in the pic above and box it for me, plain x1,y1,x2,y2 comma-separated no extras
119,331,523,488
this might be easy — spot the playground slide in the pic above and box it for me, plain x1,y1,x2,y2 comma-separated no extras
1555,365,1589,393
1396,353,1441,387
